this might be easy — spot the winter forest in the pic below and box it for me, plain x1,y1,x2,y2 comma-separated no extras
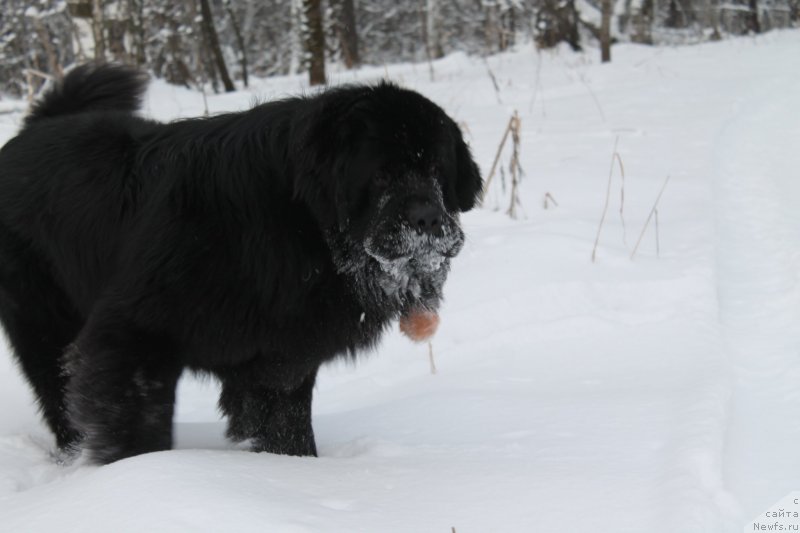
1,0,798,96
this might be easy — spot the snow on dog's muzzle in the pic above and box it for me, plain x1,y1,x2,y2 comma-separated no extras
364,193,464,266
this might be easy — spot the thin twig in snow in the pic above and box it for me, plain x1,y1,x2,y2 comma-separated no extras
479,114,514,205
579,74,606,122
631,175,671,260
654,208,660,257
591,136,620,262
528,47,545,117
23,68,53,102
616,152,627,245
482,57,502,105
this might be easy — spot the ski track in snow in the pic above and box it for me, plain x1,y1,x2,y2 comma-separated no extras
0,30,799,532
713,54,800,523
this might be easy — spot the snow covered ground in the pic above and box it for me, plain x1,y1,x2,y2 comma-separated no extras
1,30,799,532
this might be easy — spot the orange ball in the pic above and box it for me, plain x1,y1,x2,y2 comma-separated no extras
399,310,440,342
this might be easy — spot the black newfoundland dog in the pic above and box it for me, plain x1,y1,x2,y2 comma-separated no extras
0,65,482,464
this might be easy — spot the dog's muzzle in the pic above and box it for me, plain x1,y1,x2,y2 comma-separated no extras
364,195,464,267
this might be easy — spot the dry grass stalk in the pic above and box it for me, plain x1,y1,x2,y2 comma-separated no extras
67,11,87,63
544,192,559,209
479,114,515,205
23,68,54,103
506,111,522,219
32,19,63,82
528,47,545,117
654,208,660,257
578,74,606,122
618,152,627,245
630,175,671,260
483,57,502,104
591,136,622,262
428,342,437,375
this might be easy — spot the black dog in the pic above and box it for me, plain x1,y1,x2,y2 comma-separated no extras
0,65,482,464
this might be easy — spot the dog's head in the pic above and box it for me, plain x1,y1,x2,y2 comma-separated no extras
291,83,483,312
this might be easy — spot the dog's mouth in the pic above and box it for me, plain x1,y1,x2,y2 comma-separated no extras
365,223,463,265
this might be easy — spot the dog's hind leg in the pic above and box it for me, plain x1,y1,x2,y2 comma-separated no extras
0,230,83,450
65,315,183,464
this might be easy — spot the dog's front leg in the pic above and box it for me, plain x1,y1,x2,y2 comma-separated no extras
217,362,318,457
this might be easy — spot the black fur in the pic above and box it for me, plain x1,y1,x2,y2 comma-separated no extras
0,64,482,464
25,64,149,126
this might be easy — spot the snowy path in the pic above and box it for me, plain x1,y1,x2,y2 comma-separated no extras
0,31,799,532
713,51,800,521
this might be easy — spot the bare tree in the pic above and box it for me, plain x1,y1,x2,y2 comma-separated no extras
127,0,146,66
425,0,444,59
106,9,129,63
199,0,235,92
224,0,249,86
624,0,654,43
303,0,326,86
2,0,798,98
600,0,612,62
747,0,762,33
535,0,582,51
30,13,63,79
333,0,360,69
92,0,105,62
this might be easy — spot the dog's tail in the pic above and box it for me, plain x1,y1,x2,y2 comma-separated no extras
25,64,149,126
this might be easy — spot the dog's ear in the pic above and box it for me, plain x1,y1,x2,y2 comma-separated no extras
452,125,483,212
288,94,361,230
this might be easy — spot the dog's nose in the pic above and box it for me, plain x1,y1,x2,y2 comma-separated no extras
406,199,443,236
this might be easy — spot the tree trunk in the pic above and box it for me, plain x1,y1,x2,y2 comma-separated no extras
289,0,303,74
128,0,146,66
92,0,105,63
535,0,581,51
199,0,235,92
335,0,360,69
500,6,517,51
303,0,326,86
484,3,498,53
107,19,128,63
600,0,612,63
425,0,444,59
33,18,63,80
225,3,249,87
747,0,761,33
630,0,654,43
